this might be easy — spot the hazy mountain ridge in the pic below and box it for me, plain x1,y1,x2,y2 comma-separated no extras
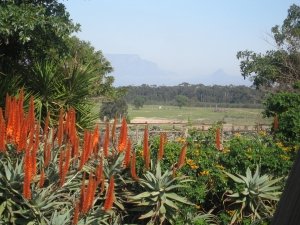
106,53,251,87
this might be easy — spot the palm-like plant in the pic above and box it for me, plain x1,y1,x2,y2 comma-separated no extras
224,165,282,224
129,162,193,224
27,60,98,130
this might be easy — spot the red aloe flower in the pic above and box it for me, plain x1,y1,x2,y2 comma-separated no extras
4,93,11,120
103,176,115,211
44,142,52,167
79,173,86,213
23,145,32,199
85,173,94,212
63,144,72,182
92,124,100,156
39,167,45,188
31,124,40,177
215,128,221,150
73,136,79,160
27,96,35,132
57,108,64,147
72,202,80,225
273,114,279,131
143,125,150,170
6,98,16,140
131,151,139,181
103,123,110,157
177,143,187,169
43,112,50,141
123,138,131,168
17,120,28,152
79,131,92,170
111,117,117,143
158,132,166,161
0,108,6,152
118,117,127,152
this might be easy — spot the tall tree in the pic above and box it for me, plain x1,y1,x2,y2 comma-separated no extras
237,4,300,145
0,0,79,77
237,4,300,92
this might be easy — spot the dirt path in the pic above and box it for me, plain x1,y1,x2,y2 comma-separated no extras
130,117,186,123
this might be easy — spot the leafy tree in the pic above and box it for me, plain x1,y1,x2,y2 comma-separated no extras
100,98,128,121
0,0,79,77
0,1,119,130
237,4,300,92
237,4,300,145
175,95,188,108
65,36,114,97
133,96,145,109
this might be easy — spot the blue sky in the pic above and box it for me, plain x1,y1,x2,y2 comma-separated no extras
64,0,298,85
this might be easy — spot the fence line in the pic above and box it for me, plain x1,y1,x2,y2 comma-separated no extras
96,122,271,140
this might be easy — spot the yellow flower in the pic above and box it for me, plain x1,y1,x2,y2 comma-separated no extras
280,154,290,161
259,130,267,136
223,147,230,153
276,142,284,148
194,149,200,156
215,164,225,170
191,165,199,170
186,159,194,165
227,210,235,216
234,132,241,138
199,170,209,176
175,137,186,143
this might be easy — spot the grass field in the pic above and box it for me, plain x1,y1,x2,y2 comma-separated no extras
127,105,271,125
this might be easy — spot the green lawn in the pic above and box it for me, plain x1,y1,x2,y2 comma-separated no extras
128,105,271,125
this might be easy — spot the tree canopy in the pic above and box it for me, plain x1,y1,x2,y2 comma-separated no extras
237,4,300,145
0,0,119,129
237,4,300,92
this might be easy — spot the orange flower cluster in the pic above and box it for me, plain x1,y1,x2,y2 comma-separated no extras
0,91,42,199
215,128,221,151
158,132,167,161
177,143,187,169
143,125,150,170
103,176,115,211
103,122,110,157
123,138,131,168
273,114,279,131
79,173,98,214
131,151,138,181
59,144,72,187
2,90,192,221
118,117,128,152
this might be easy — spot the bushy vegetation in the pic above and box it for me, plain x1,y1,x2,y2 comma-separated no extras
123,84,264,108
1,90,297,224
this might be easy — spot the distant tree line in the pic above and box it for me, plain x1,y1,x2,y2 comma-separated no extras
122,83,265,108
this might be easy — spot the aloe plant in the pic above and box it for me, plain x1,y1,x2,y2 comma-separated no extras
224,165,282,224
129,162,193,224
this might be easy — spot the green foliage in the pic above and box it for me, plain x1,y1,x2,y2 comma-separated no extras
0,0,118,129
263,92,300,145
0,0,79,76
219,134,294,177
27,60,98,129
237,4,300,91
124,84,263,107
133,96,145,109
129,162,193,224
224,165,282,224
175,95,189,108
100,98,128,121
66,36,114,97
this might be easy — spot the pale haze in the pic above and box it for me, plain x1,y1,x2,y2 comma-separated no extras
64,0,297,86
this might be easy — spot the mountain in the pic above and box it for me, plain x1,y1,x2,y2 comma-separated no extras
196,69,252,86
105,54,180,86
105,54,251,86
